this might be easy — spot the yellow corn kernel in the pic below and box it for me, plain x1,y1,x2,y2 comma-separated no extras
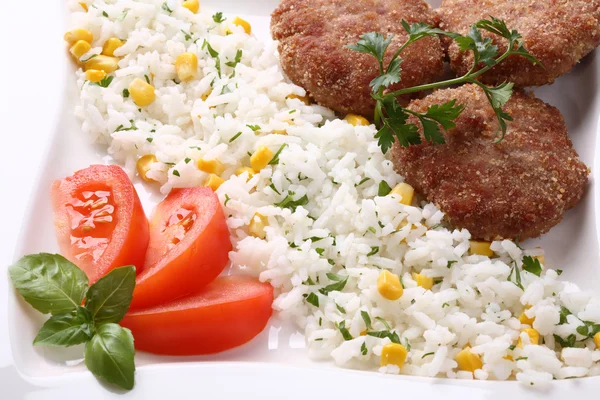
249,213,268,239
182,0,200,13
79,2,88,11
344,114,370,127
197,158,225,175
233,16,252,34
201,89,212,101
128,78,156,107
204,174,225,191
235,167,255,179
535,255,545,265
412,272,434,290
175,52,199,82
85,69,106,83
136,155,157,182
377,270,403,300
469,240,494,257
273,129,287,135
517,328,540,348
594,332,600,348
503,355,514,361
360,330,368,336
64,28,93,44
102,38,124,57
287,93,310,105
380,343,408,367
69,40,91,59
390,183,415,206
250,146,274,173
519,305,535,326
84,55,119,73
456,347,483,373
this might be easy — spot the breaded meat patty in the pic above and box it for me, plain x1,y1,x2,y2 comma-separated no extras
438,0,600,87
271,0,445,117
392,84,588,241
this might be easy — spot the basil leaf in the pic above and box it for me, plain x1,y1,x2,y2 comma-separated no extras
85,266,136,324
85,323,135,390
9,253,89,315
33,307,93,347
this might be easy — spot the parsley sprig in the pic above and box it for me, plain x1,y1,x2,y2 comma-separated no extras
347,16,542,153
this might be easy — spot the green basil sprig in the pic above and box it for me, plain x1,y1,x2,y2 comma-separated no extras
9,253,137,390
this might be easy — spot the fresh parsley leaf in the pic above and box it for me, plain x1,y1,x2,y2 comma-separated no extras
33,307,94,347
367,246,379,256
146,137,153,143
319,276,348,295
275,192,308,212
180,30,193,41
225,49,243,68
85,266,136,324
556,269,563,276
269,184,281,195
401,20,450,41
346,32,393,67
102,10,108,17
335,320,353,341
559,306,572,325
336,303,346,314
9,253,89,315
85,323,135,390
247,124,260,131
315,248,325,256
122,88,130,98
212,12,226,23
355,177,370,187
202,40,221,78
508,345,516,351
172,170,180,177
378,181,392,196
370,58,402,93
305,292,319,307
367,330,401,344
326,272,345,281
161,2,173,14
374,317,391,330
522,256,542,277
361,342,368,355
361,311,373,330
90,75,114,88
422,99,465,130
553,334,577,348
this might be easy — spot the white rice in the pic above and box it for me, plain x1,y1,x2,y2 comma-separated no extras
69,0,600,387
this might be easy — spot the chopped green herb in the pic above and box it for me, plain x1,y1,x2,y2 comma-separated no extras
336,303,346,314
122,88,130,98
144,74,150,84
316,248,325,256
378,181,392,196
360,342,368,355
422,352,434,359
367,246,379,257
229,131,243,143
304,277,315,286
314,338,323,342
318,276,348,295
430,223,444,230
212,11,226,23
172,170,180,177
184,157,191,164
102,10,108,17
411,299,416,304
305,292,319,308
361,311,373,330
268,144,288,165
559,306,572,325
289,109,297,114
508,345,516,351
522,256,542,277
115,120,137,132
442,302,450,308
355,177,370,187
161,2,173,13
275,192,309,212
224,194,231,206
90,75,114,88
375,317,391,330
180,30,193,41
367,227,377,234
202,39,221,78
367,330,400,344
447,260,458,269
318,317,322,326
515,357,528,361
433,278,443,285
81,54,98,63
269,184,281,195
554,333,577,348
225,49,243,68
146,137,153,143
247,124,260,131
556,269,563,276
335,321,353,341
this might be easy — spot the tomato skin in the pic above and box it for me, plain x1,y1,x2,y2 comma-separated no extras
121,276,273,355
51,165,149,283
129,187,232,310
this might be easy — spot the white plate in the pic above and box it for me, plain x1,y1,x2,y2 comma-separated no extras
2,0,600,398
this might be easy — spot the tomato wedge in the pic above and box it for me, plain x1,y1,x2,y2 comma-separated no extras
121,276,273,355
51,165,149,283
130,187,232,310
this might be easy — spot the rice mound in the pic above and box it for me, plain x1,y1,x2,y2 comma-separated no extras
69,0,600,386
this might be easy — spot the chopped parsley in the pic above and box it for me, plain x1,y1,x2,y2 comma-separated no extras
161,2,173,14
447,260,458,269
81,54,98,63
269,184,281,195
275,192,308,212
224,194,231,206
522,256,542,277
90,75,114,88
184,157,191,164
422,352,434,359
268,144,287,165
378,180,392,196
202,39,221,78
115,120,137,132
305,292,319,307
229,131,242,143
360,342,368,355
367,246,379,257
335,321,353,341
508,345,516,351
442,302,450,308
247,124,260,131
172,170,180,177
146,137,153,143
367,330,401,344
556,269,563,276
102,10,108,17
225,49,243,68
318,276,348,295
212,12,226,23
355,177,370,187
336,303,346,314
122,88,130,98
180,30,193,41
361,311,373,330
315,248,325,256
144,74,150,84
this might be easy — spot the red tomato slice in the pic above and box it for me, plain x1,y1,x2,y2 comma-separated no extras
130,187,232,310
51,165,149,283
121,276,273,355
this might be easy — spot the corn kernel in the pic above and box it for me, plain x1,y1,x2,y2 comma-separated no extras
503,355,514,361
594,332,600,348
360,330,368,336
469,241,494,257
235,167,255,179
287,93,310,105
204,174,225,191
64,28,93,44
412,272,434,290
136,155,157,182
175,52,199,82
377,270,403,300
456,347,483,373
84,55,119,73
380,343,408,367
201,89,212,101
344,114,370,127
233,16,252,34
102,38,124,57
249,213,268,239
535,255,545,265
79,2,88,11
197,158,225,175
182,0,200,13
273,129,287,135
85,69,106,83
517,328,540,348
69,40,91,59
390,183,415,206
128,78,156,107
250,146,274,172
519,305,535,326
